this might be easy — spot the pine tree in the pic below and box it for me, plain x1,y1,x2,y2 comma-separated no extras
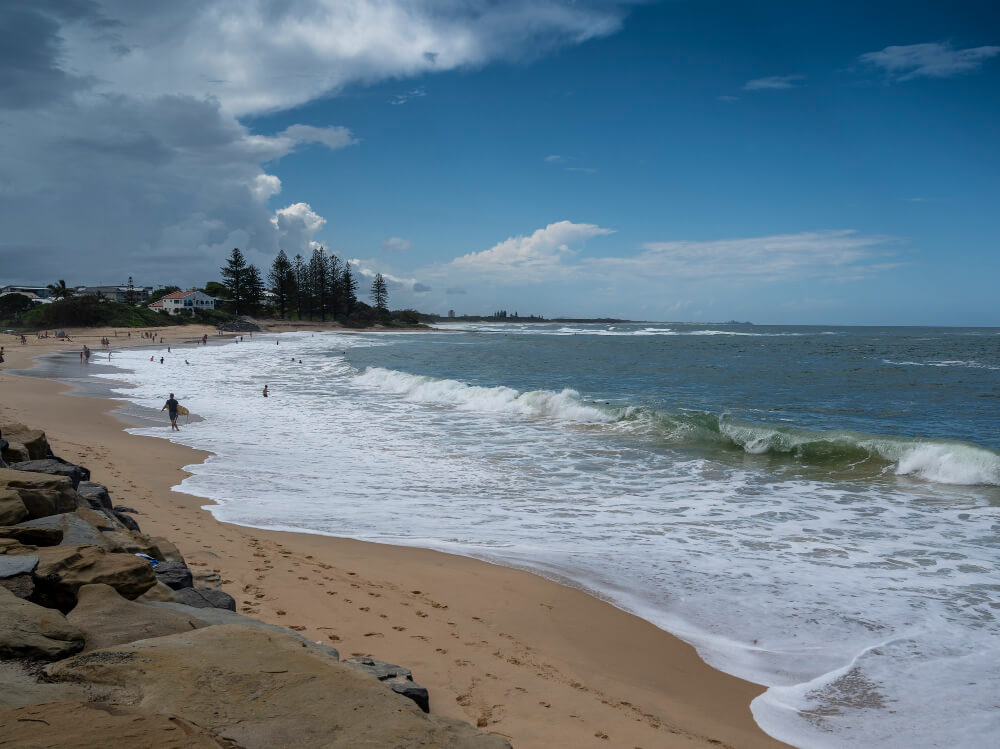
245,264,265,315
267,250,294,318
221,248,248,314
292,253,308,320
309,247,329,321
370,272,388,313
327,253,342,318
342,262,358,314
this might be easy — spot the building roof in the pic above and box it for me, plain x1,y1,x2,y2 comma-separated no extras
160,290,198,300
148,299,164,308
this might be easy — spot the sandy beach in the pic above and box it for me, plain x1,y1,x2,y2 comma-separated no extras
0,325,785,748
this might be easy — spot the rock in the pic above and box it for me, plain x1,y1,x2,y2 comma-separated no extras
150,535,185,563
0,468,78,520
114,510,141,532
343,656,430,713
0,702,240,749
137,580,177,603
192,568,222,588
0,524,63,546
0,662,87,712
32,543,157,611
76,481,112,511
0,423,49,462
114,505,139,514
172,586,236,611
0,586,85,660
9,458,88,489
0,439,8,468
0,554,38,578
0,489,28,524
18,511,103,546
48,625,510,749
67,584,203,651
0,537,35,554
155,560,194,590
147,602,339,659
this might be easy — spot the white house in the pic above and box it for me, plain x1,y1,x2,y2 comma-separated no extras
149,290,216,315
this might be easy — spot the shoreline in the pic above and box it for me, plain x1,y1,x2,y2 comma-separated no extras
0,325,785,748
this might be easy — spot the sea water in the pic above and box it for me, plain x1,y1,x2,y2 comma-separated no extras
92,323,1000,748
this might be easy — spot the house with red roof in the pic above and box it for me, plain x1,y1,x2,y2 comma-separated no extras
148,290,216,315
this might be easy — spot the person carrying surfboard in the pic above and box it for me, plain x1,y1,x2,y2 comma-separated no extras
161,393,181,431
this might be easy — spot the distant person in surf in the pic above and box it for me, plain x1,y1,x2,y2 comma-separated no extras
262,385,269,397
161,393,180,431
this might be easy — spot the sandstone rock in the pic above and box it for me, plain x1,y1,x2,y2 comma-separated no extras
155,560,194,590
10,458,89,489
114,510,142,532
0,586,85,659
0,488,28,524
0,423,50,460
48,625,510,748
0,537,35,554
192,568,222,587
0,702,240,748
0,662,86,712
67,583,203,651
0,524,63,546
137,580,177,602
76,481,112,511
344,656,430,713
172,586,236,611
1,441,29,463
150,536,185,563
0,468,78,520
32,543,157,611
0,573,34,598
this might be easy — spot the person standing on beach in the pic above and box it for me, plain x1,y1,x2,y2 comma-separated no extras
161,393,180,431
262,385,269,397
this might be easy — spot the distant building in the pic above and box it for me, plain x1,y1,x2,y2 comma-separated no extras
149,290,216,315
75,285,153,303
1,285,51,299
448,309,455,318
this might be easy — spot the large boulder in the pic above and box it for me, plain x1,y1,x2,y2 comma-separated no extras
0,525,63,546
18,511,104,547
0,423,50,462
32,543,157,611
48,625,510,749
0,702,239,749
67,584,203,651
0,468,78,520
75,481,113,512
172,586,236,611
0,489,28,524
150,536,185,563
0,586,85,660
0,554,38,578
10,458,89,489
136,581,177,603
155,560,194,590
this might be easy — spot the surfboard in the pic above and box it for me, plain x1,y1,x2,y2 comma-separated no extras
176,405,189,416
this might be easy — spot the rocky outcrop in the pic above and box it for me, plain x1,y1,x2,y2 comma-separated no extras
0,524,63,546
155,560,194,590
32,543,157,610
344,656,432,713
66,584,203,651
19,510,104,546
10,458,90,489
0,423,50,463
0,468,78,519
172,586,237,611
0,489,28,524
0,586,85,659
0,702,240,749
49,625,510,749
75,481,113,511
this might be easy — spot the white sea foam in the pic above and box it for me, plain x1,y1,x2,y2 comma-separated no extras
89,332,1000,749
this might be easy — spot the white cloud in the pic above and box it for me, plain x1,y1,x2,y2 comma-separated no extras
271,202,327,252
251,174,282,202
544,154,564,163
450,221,614,281
281,124,359,150
594,230,899,282
860,42,1000,81
742,74,806,91
381,237,413,251
391,88,427,105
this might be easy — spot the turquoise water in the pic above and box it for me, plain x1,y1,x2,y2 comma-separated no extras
93,322,1000,748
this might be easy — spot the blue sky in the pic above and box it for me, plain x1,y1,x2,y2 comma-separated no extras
1,1,997,324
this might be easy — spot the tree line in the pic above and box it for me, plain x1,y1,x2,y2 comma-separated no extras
221,247,390,322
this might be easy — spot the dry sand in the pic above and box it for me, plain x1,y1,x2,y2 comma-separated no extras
0,325,786,748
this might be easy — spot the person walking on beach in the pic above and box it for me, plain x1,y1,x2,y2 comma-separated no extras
162,393,180,431
262,385,269,397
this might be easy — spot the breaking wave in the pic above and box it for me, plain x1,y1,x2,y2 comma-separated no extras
354,366,1000,487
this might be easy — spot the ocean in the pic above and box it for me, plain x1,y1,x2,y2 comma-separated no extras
90,322,1000,748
